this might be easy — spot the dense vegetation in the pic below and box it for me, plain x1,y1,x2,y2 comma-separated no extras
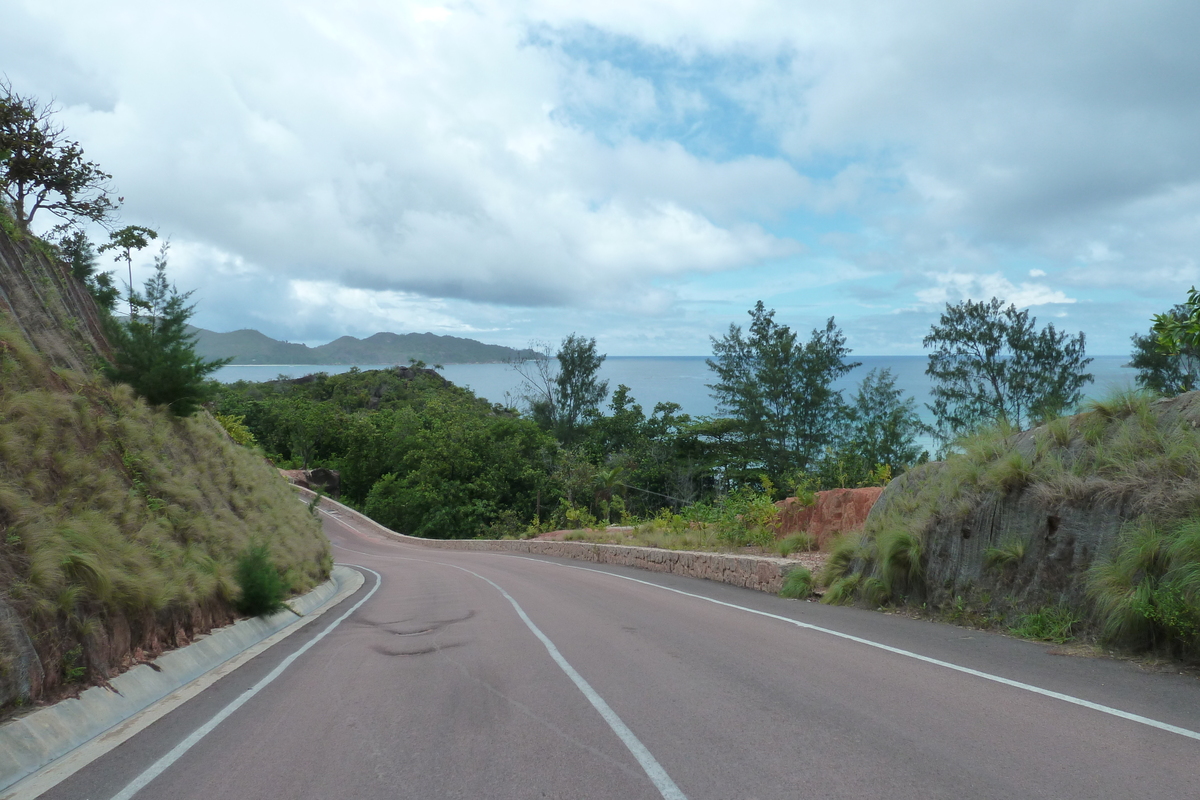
1,81,331,711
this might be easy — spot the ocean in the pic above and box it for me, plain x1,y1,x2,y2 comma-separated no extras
214,354,1138,425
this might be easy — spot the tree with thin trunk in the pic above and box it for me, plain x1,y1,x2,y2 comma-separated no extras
0,80,117,232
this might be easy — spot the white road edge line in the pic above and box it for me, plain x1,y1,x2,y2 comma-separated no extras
499,554,1200,743
107,565,382,800
332,536,1200,744
418,558,688,800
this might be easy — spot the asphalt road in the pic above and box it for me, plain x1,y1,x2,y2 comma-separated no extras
37,508,1200,800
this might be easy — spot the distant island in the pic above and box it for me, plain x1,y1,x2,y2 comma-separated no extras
190,326,539,365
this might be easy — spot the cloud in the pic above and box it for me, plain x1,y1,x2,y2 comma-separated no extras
915,272,1076,309
6,0,1200,355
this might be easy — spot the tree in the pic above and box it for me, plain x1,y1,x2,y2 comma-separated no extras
1148,288,1200,395
0,80,117,232
56,229,119,311
924,297,1093,443
104,244,229,415
99,225,159,316
837,368,926,482
512,333,609,444
707,301,859,483
1133,304,1200,396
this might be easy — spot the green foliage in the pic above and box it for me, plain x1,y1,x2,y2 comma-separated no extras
234,545,287,617
0,80,118,232
924,297,1093,445
99,225,158,316
1009,605,1079,643
874,526,923,599
983,536,1027,571
0,331,330,700
514,334,609,445
214,413,256,446
822,574,862,605
55,229,119,311
1088,517,1200,656
1132,305,1200,396
818,531,867,587
838,368,926,482
362,395,557,539
707,301,860,484
779,567,814,599
103,245,229,415
61,645,85,684
777,531,815,557
1151,287,1200,369
712,481,779,547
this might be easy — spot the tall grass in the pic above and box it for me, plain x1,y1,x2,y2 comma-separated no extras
1087,517,1200,657
814,389,1200,637
0,325,331,700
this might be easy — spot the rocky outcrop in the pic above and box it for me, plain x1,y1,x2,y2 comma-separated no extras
774,488,883,547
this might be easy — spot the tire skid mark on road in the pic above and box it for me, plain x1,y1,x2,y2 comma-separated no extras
332,534,1200,745
330,540,688,800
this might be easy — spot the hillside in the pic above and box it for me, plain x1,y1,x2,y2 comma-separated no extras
825,393,1200,658
0,217,331,713
192,326,537,365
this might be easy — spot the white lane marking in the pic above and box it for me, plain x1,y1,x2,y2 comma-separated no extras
328,542,687,800
332,539,1200,744
502,555,1200,743
108,566,382,800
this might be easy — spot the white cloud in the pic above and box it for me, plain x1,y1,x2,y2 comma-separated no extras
915,272,1076,309
6,0,1200,355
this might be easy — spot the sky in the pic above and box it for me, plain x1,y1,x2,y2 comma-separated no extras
4,0,1199,355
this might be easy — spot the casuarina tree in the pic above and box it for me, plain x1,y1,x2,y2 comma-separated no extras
707,301,859,484
924,297,1092,444
104,244,229,415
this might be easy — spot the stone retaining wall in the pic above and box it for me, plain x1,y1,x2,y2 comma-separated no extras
310,491,797,595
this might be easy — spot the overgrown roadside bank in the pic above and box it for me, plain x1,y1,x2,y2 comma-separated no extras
822,392,1200,662
0,216,331,717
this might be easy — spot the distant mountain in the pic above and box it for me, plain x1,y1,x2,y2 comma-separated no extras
191,326,537,365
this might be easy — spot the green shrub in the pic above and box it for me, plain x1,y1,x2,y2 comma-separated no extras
1010,605,1079,643
875,527,923,598
214,413,256,446
983,536,1027,572
821,574,861,605
779,567,813,599
777,531,816,557
819,530,867,586
235,545,287,617
1087,517,1200,655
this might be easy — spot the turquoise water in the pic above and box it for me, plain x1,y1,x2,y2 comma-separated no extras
214,354,1137,423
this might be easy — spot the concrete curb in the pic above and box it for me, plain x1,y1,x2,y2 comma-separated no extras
0,566,358,794
302,488,805,595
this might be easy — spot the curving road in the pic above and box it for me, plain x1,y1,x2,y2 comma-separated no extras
33,507,1200,799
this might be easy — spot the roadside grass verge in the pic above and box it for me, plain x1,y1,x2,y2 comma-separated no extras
1,318,331,704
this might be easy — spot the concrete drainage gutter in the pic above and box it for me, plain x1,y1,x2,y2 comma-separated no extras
0,565,362,795
306,490,802,595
